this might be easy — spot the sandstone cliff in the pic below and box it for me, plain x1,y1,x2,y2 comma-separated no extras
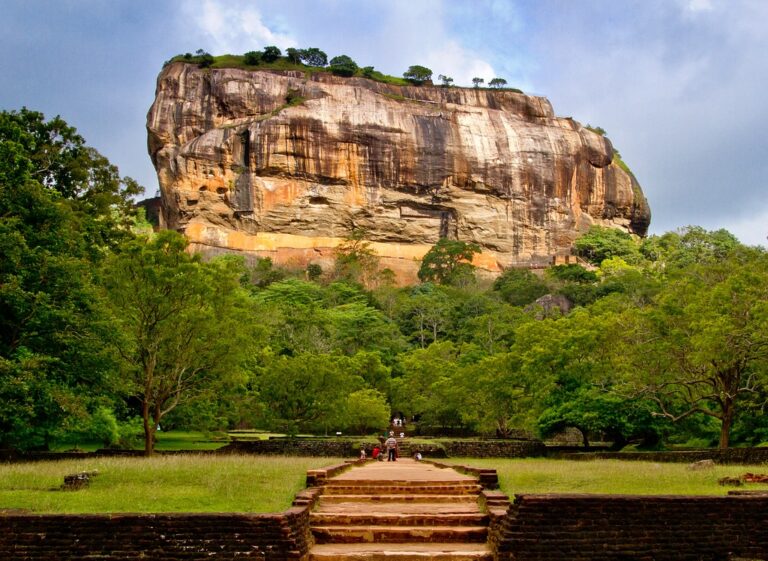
147,62,650,281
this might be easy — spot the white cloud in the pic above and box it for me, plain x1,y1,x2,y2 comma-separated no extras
720,206,768,247
182,0,297,54
684,0,714,13
423,41,496,87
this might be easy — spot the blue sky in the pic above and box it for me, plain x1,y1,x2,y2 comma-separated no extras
2,0,766,245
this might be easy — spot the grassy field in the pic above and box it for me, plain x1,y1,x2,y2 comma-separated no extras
0,455,340,514
50,429,293,453
447,458,768,496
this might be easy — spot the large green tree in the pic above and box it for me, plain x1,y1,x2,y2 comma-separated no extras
621,249,768,448
418,239,481,286
0,109,140,449
100,231,253,455
403,65,433,84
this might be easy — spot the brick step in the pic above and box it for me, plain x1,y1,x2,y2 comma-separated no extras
318,494,479,504
311,525,488,544
315,502,483,516
309,543,493,561
310,512,489,527
327,479,477,487
322,484,482,495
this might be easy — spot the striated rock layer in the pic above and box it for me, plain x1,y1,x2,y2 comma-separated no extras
147,62,650,282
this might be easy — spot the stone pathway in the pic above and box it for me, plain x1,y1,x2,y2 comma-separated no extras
308,459,492,561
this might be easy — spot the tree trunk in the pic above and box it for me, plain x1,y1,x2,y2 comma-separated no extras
719,400,735,449
142,401,155,457
579,428,590,448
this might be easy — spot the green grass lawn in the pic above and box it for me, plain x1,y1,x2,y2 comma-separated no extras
50,429,295,453
0,455,340,513
446,458,768,496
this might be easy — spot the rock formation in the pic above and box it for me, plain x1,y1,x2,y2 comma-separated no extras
147,62,650,282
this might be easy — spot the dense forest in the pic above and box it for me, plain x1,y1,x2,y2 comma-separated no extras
2,109,767,455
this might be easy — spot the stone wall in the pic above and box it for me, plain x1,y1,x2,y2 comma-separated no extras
220,439,364,457
219,438,546,459
0,507,313,561
556,447,768,464
496,494,768,561
443,439,546,458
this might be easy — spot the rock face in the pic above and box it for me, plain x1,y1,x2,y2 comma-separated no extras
147,63,650,282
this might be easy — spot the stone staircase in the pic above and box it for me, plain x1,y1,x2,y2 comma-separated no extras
308,460,493,561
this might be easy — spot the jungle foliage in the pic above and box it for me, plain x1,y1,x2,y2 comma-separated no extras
2,110,767,455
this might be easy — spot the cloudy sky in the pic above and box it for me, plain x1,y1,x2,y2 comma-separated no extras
2,0,766,245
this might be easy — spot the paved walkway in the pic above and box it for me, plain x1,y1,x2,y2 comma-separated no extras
308,459,492,561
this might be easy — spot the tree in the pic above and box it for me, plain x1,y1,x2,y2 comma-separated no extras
195,49,214,68
493,268,549,306
0,109,141,449
573,225,642,266
362,66,375,78
537,389,661,449
437,74,454,87
472,77,484,88
396,287,452,348
329,55,359,77
285,47,301,64
244,50,262,65
252,352,363,435
299,47,328,67
334,231,380,287
341,389,390,434
262,46,282,62
391,341,462,427
403,65,433,85
621,249,768,448
100,231,253,455
488,78,508,88
418,239,481,286
641,226,741,270
458,352,545,437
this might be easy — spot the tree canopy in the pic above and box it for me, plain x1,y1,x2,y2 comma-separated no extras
403,65,433,84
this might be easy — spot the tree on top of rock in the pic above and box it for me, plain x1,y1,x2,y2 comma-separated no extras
300,47,328,67
403,65,433,85
329,55,359,77
262,46,282,62
489,77,507,88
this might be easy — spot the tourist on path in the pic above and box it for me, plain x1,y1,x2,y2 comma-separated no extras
385,431,398,461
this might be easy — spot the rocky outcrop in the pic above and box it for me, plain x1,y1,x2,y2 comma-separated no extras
147,63,650,282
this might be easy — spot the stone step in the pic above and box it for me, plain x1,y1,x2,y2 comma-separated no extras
322,483,482,495
310,512,489,527
318,494,479,504
309,543,493,561
311,525,488,544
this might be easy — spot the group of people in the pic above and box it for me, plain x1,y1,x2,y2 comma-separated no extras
363,430,422,462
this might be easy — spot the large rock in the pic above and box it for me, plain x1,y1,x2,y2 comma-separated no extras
147,63,650,282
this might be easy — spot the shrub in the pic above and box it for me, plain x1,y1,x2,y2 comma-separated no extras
244,50,262,65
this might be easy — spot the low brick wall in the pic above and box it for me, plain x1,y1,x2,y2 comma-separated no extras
497,494,768,561
442,439,546,458
220,439,363,457
0,507,313,561
219,438,546,459
556,447,768,464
